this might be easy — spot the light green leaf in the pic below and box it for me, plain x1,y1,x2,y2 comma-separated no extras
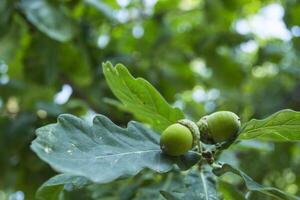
31,114,176,183
103,62,184,132
161,169,219,200
213,163,300,200
36,174,91,200
20,0,74,42
239,109,300,141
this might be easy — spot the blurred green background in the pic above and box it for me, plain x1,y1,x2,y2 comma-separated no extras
1,0,300,199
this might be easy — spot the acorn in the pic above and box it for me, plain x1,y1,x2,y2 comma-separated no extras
160,123,194,156
197,111,241,143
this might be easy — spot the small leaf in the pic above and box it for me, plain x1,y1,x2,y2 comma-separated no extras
20,0,74,42
36,174,91,200
31,114,176,183
239,109,300,141
103,62,184,132
213,163,300,200
161,169,219,200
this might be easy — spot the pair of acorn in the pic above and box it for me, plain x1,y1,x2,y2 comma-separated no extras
160,111,241,156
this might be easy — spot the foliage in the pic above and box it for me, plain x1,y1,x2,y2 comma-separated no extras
239,109,300,141
30,63,300,199
1,0,300,199
103,62,184,132
32,114,176,183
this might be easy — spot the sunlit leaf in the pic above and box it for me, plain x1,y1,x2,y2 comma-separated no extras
103,62,184,132
239,109,300,141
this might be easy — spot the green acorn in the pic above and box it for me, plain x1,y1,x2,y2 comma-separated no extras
197,111,241,143
160,123,193,156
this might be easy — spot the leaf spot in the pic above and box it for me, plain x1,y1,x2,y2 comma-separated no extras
44,147,52,154
71,143,76,148
67,150,73,155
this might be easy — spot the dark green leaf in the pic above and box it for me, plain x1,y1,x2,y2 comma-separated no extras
36,174,91,200
239,109,300,141
31,114,175,183
103,62,184,132
133,171,183,200
161,169,219,200
213,163,300,200
176,151,202,171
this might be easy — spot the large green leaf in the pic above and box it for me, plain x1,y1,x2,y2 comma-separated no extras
31,114,175,183
239,109,300,141
213,163,300,200
161,169,219,200
103,62,184,132
20,0,74,42
36,174,91,200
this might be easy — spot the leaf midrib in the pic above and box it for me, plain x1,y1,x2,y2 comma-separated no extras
95,149,162,159
41,149,162,161
200,172,209,200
